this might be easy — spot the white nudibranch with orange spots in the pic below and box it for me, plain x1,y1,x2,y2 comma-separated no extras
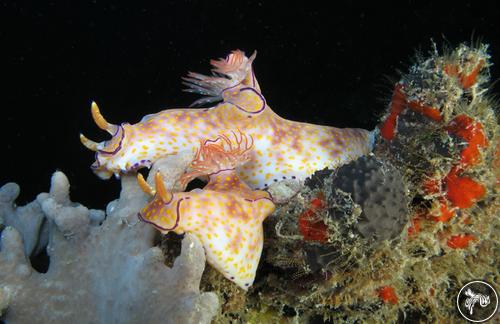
137,132,275,289
80,49,374,188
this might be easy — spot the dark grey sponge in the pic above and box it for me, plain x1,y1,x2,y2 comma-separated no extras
306,155,409,243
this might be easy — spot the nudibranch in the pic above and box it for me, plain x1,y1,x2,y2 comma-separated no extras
137,132,275,289
81,49,374,188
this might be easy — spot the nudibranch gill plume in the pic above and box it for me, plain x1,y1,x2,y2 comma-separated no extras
137,132,275,289
80,50,374,188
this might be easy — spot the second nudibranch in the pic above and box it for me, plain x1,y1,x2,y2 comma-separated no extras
81,49,374,188
137,132,275,290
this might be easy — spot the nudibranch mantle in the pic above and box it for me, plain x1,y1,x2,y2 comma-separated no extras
81,49,374,188
137,132,275,289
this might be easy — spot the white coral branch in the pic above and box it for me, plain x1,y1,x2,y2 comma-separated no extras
0,172,219,324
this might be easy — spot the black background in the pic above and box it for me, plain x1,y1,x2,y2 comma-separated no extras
1,1,499,208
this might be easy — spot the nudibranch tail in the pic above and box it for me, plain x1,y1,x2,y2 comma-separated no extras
179,130,253,187
182,50,258,106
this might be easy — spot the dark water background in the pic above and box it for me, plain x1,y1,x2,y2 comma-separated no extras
1,1,499,208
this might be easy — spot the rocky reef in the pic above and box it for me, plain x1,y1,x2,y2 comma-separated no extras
0,170,218,324
199,43,498,323
0,42,498,323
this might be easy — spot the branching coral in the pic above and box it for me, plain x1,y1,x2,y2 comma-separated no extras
0,171,218,323
0,183,49,257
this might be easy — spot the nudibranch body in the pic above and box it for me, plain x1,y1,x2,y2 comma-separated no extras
81,50,374,187
137,132,275,289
